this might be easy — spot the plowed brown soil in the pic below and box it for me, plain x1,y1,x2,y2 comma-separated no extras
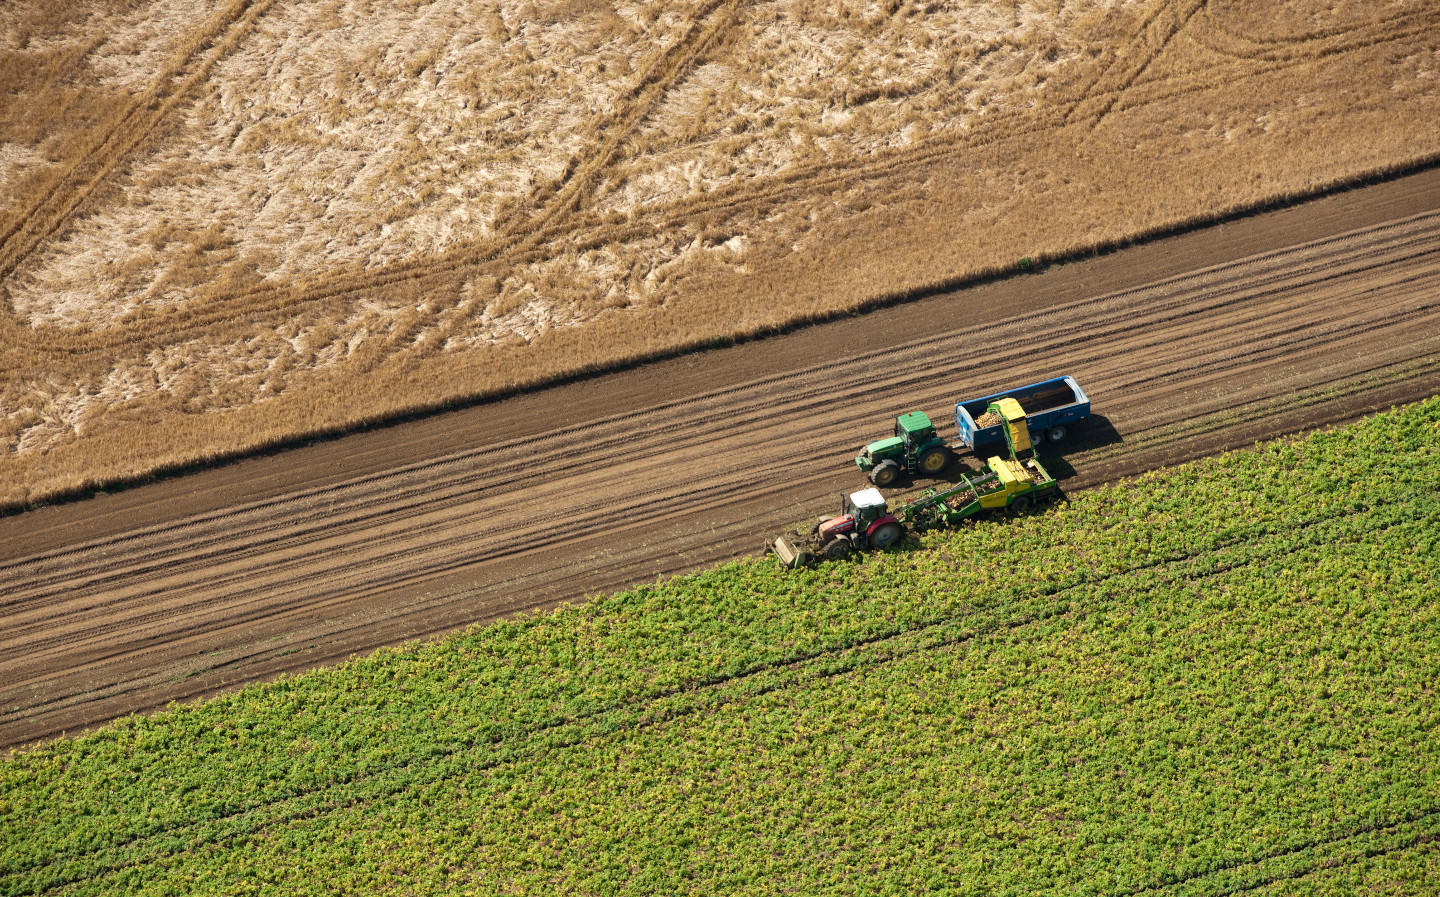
3,168,1440,750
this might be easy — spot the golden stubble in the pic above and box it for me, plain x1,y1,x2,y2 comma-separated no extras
1,0,1438,505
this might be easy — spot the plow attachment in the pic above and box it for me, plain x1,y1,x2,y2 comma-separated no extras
770,534,813,569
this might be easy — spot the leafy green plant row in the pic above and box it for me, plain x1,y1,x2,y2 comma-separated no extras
1163,808,1440,897
18,515,1438,896
10,480,1432,890
3,396,1439,895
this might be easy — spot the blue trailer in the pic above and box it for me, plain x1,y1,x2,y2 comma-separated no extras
955,376,1090,456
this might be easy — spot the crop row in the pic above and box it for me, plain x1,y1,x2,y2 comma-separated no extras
2,396,1439,894
12,507,1438,895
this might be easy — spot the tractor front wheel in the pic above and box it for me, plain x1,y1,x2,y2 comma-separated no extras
870,460,901,487
868,521,904,550
918,447,950,475
822,538,853,560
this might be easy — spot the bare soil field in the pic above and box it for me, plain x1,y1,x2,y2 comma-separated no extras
2,169,1439,749
1,0,1438,505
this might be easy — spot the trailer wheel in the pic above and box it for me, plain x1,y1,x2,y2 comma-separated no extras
1009,495,1033,515
822,538,853,560
1049,426,1067,442
868,521,904,550
869,460,901,487
918,447,950,475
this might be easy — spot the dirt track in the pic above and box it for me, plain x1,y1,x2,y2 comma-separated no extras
4,168,1440,750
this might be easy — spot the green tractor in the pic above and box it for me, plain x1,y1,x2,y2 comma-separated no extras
854,410,952,488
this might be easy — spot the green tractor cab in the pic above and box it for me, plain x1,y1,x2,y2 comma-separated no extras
854,410,952,487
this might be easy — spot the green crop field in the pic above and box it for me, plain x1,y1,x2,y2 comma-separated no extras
4,397,1440,895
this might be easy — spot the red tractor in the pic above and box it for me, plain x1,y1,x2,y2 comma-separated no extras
771,487,905,567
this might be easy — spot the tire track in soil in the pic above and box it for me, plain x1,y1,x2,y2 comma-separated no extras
1195,0,1436,58
1080,0,1207,132
492,0,750,245
1123,809,1440,897
0,0,279,287
1059,0,1175,127
0,0,758,359
1075,0,1436,134
2,175,1440,750
8,212,1432,604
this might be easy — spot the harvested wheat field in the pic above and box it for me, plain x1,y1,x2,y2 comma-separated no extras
1,0,1438,505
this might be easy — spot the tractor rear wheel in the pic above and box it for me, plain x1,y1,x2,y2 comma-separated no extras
868,521,904,550
822,538,853,560
918,447,950,475
870,460,901,487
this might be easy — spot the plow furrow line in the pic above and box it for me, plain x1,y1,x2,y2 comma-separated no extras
4,213,1436,604
10,286,1436,680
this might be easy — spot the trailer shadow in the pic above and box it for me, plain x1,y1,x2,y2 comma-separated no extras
924,414,1124,486
1031,413,1124,481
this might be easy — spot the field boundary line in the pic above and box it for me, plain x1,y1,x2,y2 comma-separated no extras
2,205,1436,537
21,504,1437,892
4,206,1433,576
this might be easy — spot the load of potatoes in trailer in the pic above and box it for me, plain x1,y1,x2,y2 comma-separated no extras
773,388,1071,569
